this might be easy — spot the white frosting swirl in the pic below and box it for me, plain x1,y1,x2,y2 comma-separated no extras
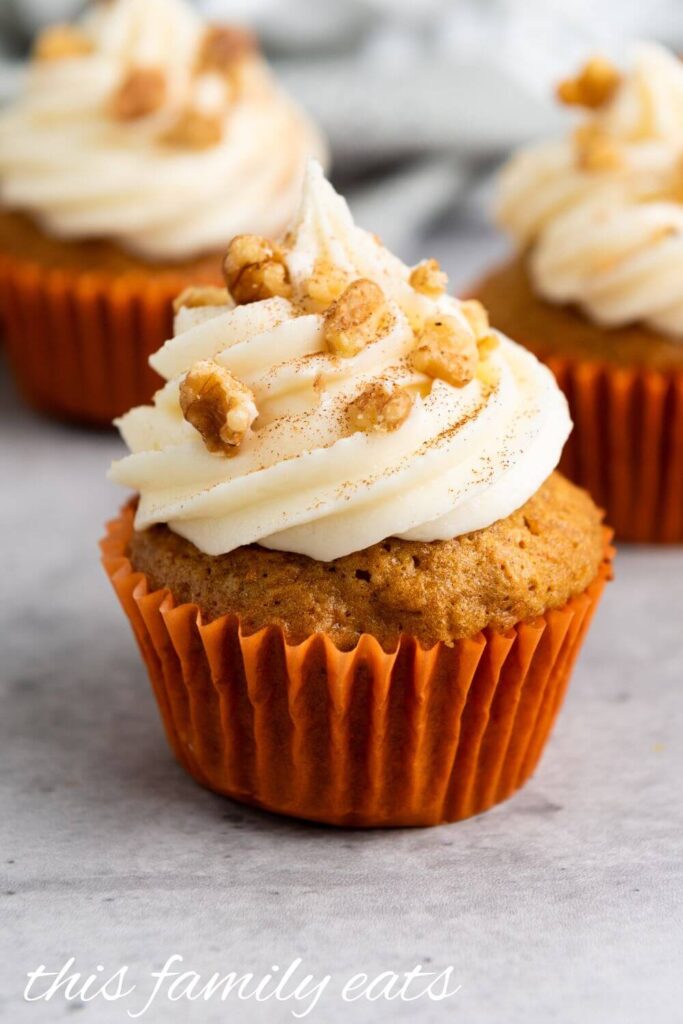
109,162,571,561
497,43,683,337
0,0,325,261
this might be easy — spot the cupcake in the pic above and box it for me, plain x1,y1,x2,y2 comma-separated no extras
103,161,612,827
0,0,325,425
474,44,683,542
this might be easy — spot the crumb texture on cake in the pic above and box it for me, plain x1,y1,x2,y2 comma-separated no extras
127,472,605,651
474,256,683,372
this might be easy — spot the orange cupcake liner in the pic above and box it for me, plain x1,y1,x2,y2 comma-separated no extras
0,252,221,425
101,504,613,828
545,356,683,543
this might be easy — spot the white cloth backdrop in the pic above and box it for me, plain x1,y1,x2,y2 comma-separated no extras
1,0,681,255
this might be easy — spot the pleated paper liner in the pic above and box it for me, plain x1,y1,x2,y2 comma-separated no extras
101,504,614,828
0,252,222,426
544,355,683,543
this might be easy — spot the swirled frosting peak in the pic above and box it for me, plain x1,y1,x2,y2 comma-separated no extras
109,162,571,561
497,43,683,338
0,0,325,261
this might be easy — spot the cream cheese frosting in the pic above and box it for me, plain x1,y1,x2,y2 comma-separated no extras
109,162,571,561
0,0,325,262
497,43,683,338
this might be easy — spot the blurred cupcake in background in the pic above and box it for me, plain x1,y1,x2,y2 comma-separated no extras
102,162,612,828
0,0,325,424
474,44,683,542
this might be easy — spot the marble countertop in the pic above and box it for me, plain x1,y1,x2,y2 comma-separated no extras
2,228,682,1024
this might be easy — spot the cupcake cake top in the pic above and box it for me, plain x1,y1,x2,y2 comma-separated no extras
109,162,571,561
497,43,683,338
0,0,325,261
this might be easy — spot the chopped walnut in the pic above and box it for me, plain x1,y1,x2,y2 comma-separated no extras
409,258,447,297
303,258,350,312
179,360,257,455
574,123,622,172
410,316,478,388
223,234,292,304
557,56,621,109
460,299,499,356
459,299,489,338
347,383,414,433
477,332,499,358
161,108,223,149
33,25,93,61
196,25,255,76
110,68,166,121
323,279,389,358
173,286,231,314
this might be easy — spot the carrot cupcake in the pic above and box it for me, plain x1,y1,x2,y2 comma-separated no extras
0,0,325,424
103,162,612,827
475,44,683,542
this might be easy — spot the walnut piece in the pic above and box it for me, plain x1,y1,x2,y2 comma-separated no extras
196,25,255,76
459,299,499,355
323,279,388,358
110,68,166,121
409,258,447,297
179,360,257,455
459,299,489,338
347,383,414,434
161,108,223,149
574,123,622,172
34,25,94,61
477,332,499,358
173,286,231,314
223,235,292,304
303,258,350,312
410,316,478,388
557,56,621,109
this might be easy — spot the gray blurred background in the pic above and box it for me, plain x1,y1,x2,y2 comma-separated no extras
1,0,682,275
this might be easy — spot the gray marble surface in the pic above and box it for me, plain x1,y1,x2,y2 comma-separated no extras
1,228,683,1024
